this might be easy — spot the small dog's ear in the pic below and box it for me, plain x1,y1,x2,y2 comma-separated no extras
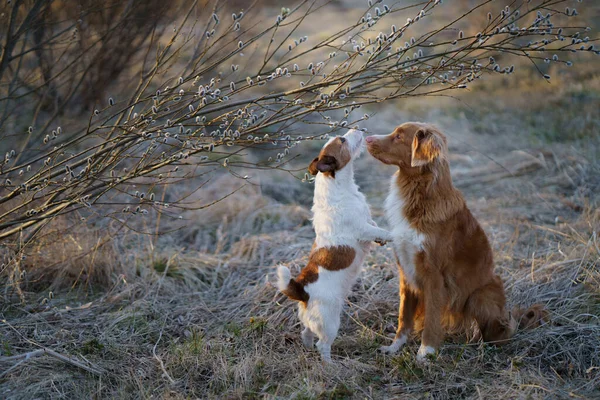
308,157,320,175
411,128,442,167
309,155,337,176
308,156,337,175
316,155,337,175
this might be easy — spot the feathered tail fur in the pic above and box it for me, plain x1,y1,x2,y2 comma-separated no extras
276,265,309,303
512,304,548,330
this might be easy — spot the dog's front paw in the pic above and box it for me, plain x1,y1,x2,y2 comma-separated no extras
416,344,436,363
379,335,407,354
374,238,389,246
379,344,398,354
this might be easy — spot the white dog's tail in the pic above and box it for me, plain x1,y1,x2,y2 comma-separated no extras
276,265,291,291
276,265,309,303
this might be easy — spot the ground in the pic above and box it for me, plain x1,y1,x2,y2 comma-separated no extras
1,86,599,398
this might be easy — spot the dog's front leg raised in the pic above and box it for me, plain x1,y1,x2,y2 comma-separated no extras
380,276,419,354
361,223,394,246
417,269,447,362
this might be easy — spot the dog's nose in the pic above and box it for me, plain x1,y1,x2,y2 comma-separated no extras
365,136,375,143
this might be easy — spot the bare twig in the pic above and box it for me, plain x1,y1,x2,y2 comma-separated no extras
0,348,105,377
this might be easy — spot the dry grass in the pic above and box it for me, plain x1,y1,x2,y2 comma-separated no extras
1,94,599,398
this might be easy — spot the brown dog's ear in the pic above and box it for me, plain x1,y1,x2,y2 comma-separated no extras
411,128,443,167
308,157,320,175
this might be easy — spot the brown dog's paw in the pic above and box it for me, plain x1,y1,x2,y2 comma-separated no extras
416,344,437,363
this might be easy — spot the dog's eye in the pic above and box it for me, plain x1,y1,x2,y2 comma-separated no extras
339,137,346,143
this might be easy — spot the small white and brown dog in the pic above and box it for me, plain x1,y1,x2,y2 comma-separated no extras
276,129,393,363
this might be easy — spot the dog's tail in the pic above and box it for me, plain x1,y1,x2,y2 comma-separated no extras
511,304,548,330
465,276,547,344
276,265,309,303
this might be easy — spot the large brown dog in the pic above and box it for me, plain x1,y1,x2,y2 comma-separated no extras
366,122,544,361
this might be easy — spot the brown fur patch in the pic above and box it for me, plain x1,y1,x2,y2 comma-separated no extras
295,245,356,287
411,128,446,167
311,246,356,271
282,279,309,303
308,157,320,176
308,137,352,178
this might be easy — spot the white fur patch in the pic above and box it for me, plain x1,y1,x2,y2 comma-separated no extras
276,265,291,291
311,156,377,250
384,173,425,288
380,334,407,354
416,344,436,362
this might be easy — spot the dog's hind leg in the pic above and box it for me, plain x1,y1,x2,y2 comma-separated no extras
298,304,314,348
301,327,314,348
464,275,516,344
314,304,341,363
316,339,333,363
